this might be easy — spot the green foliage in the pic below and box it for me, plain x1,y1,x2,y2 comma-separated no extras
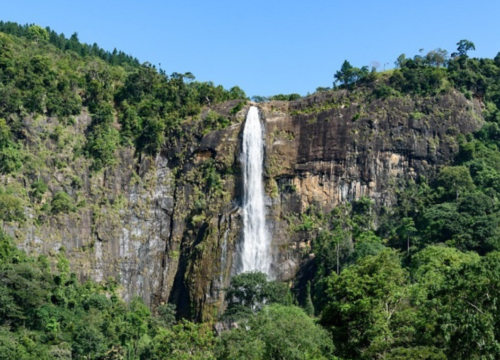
349,230,386,263
373,83,401,98
390,62,447,96
30,180,48,202
0,21,140,68
321,250,409,358
0,229,224,359
0,187,25,223
218,305,334,360
425,48,448,68
0,25,247,171
202,110,231,135
50,191,76,214
154,303,177,328
337,38,496,102
27,25,49,43
309,104,500,358
385,347,446,360
229,100,245,115
289,205,326,232
224,271,290,320
303,281,315,317
85,123,120,170
430,252,500,358
251,95,269,102
437,165,475,200
269,93,302,101
0,145,22,174
0,119,21,174
411,246,479,289
455,39,476,57
334,60,370,87
151,321,216,360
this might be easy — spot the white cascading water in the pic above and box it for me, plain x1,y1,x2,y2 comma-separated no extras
240,106,270,275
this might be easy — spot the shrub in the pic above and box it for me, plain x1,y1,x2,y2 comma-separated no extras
51,191,76,214
31,180,48,202
0,188,25,223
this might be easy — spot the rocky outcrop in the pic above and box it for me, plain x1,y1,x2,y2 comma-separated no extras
258,89,482,280
10,89,482,320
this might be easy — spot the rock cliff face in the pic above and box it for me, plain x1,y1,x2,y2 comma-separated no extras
12,90,482,320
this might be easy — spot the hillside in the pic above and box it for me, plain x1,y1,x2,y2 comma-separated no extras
2,22,500,359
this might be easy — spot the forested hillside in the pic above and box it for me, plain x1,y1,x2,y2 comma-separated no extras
1,21,500,359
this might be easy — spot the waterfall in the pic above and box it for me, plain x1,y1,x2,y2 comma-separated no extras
240,106,270,275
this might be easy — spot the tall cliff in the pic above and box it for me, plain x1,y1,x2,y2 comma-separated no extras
5,88,482,320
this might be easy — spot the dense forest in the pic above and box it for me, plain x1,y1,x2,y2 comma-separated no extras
2,21,500,359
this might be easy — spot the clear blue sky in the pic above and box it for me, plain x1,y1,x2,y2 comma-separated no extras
2,0,500,97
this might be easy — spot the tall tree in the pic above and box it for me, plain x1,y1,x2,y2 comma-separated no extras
455,39,476,57
334,60,355,86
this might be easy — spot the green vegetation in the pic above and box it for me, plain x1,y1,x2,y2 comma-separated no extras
332,40,500,120
222,271,291,321
334,60,371,87
50,191,76,214
218,304,333,360
3,19,500,359
0,230,225,359
0,21,139,67
0,233,332,359
202,110,231,135
271,38,500,359
0,186,25,224
251,93,301,102
0,23,246,171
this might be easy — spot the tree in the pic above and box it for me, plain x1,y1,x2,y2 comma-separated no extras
0,146,22,174
437,166,474,200
123,297,151,358
224,271,289,321
495,52,500,66
411,246,479,290
85,123,120,170
226,271,268,311
421,252,500,358
348,231,386,264
0,119,11,148
151,320,216,360
228,86,247,100
426,48,448,68
222,271,291,323
334,60,356,86
155,303,177,328
0,189,25,224
304,281,315,317
250,95,269,103
455,39,476,57
0,119,22,175
395,54,407,68
385,347,446,360
334,60,370,86
27,25,49,43
50,191,76,214
320,249,409,358
72,312,107,360
398,217,417,255
135,117,165,155
269,93,301,101
30,180,48,203
421,203,463,245
218,305,333,360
